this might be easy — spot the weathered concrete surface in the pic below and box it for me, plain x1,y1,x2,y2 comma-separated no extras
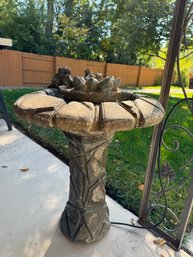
13,87,165,243
0,119,191,257
14,91,164,134
60,132,114,243
186,231,193,254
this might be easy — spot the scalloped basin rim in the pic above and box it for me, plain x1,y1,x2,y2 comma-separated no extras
14,90,165,134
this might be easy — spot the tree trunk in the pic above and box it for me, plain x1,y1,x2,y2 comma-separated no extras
65,0,74,17
45,0,54,37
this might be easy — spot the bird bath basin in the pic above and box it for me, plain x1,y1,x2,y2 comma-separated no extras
14,67,165,244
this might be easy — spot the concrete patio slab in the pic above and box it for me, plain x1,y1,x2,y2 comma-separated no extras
0,119,191,257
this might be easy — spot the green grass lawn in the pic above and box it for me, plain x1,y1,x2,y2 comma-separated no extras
139,85,188,90
1,87,193,235
107,94,193,237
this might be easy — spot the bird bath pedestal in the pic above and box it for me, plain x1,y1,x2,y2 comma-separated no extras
14,67,164,243
61,132,114,243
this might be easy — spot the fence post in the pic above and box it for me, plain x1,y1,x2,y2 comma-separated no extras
104,62,108,77
136,66,142,87
54,55,57,73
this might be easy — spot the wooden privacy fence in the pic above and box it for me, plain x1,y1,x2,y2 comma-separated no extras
0,50,164,87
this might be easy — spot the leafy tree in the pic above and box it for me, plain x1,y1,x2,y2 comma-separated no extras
53,0,114,60
0,0,17,37
1,0,187,67
0,0,51,54
45,0,54,38
149,1,193,86
108,0,173,64
73,0,114,61
53,14,88,57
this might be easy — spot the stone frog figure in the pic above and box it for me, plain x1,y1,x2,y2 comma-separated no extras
48,66,121,94
73,68,121,93
49,66,73,88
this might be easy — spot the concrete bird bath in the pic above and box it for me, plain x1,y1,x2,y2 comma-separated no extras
14,67,165,244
